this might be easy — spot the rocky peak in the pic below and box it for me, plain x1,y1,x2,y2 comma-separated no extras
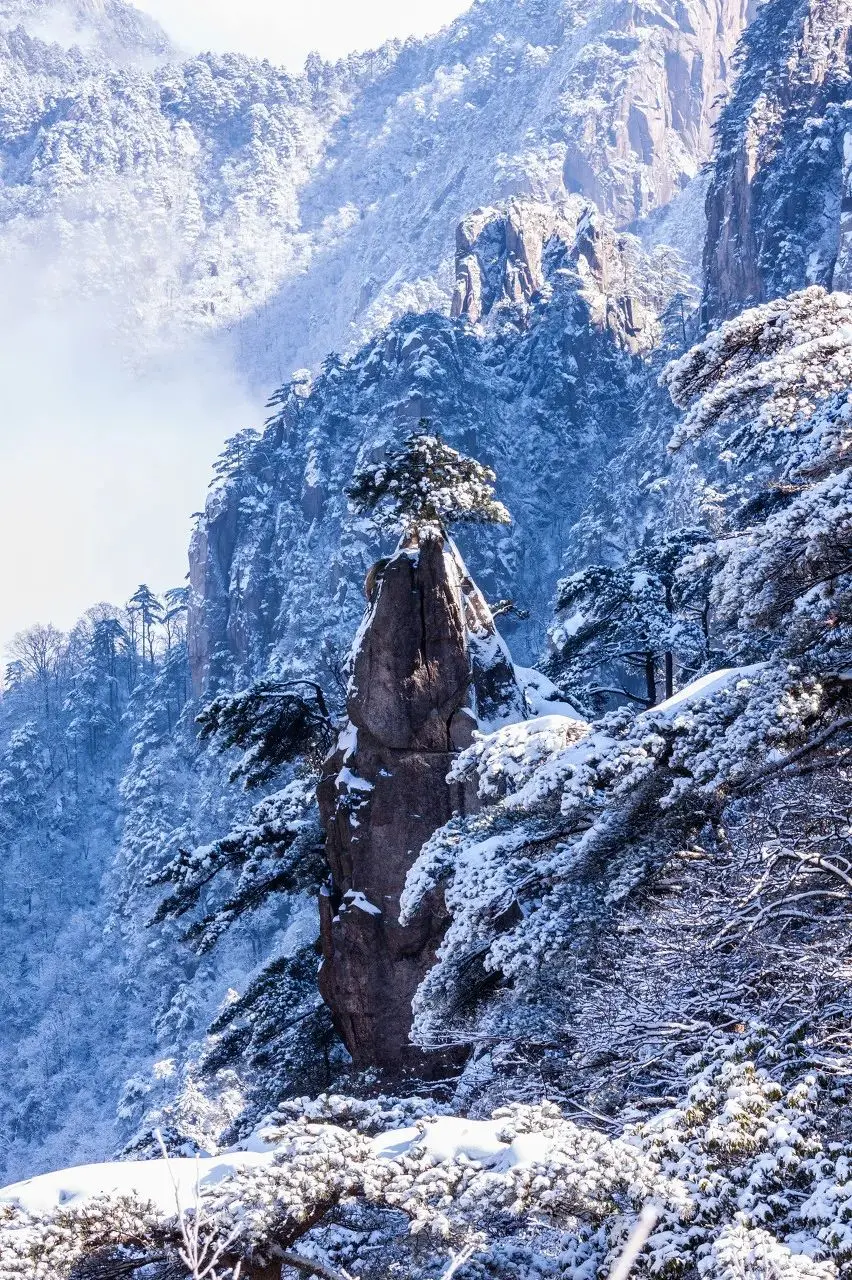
452,196,659,353
317,534,523,1073
702,0,852,323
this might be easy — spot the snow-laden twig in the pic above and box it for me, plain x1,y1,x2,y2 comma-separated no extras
155,1130,242,1280
279,1249,358,1280
437,1242,478,1280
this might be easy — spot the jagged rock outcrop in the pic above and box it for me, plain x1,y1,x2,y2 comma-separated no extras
317,535,523,1072
703,0,852,323
451,197,657,352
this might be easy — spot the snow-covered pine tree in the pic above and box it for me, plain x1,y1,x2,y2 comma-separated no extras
548,528,714,711
347,423,511,537
127,585,164,671
211,429,262,487
663,285,852,665
195,681,334,789
146,677,340,1130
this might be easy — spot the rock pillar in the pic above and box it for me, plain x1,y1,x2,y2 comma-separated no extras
317,534,521,1072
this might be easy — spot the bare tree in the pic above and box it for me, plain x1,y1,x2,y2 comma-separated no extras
157,1131,242,1280
6,623,65,717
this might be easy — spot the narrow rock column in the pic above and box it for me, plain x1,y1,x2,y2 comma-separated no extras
317,533,521,1073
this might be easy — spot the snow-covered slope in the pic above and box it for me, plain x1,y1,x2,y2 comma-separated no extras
0,0,748,391
0,0,171,63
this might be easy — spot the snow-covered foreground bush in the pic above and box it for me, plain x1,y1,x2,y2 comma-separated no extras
663,286,852,455
664,286,852,667
1,1028,850,1278
402,662,849,1045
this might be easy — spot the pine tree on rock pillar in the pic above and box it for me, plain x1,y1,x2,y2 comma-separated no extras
318,427,521,1074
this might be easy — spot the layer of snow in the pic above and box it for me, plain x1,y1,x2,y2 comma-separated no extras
336,766,374,792
337,724,358,761
653,664,766,717
0,1116,551,1219
414,1116,548,1170
0,1151,271,1218
7,1102,527,1209
514,665,585,720
343,889,382,916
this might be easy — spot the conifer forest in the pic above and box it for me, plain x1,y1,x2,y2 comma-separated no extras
1,1,852,1277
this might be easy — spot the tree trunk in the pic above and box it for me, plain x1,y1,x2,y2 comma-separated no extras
665,651,674,701
645,652,657,707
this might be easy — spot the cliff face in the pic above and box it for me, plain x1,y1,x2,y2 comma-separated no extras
317,536,522,1072
554,0,750,227
702,0,852,322
451,197,658,350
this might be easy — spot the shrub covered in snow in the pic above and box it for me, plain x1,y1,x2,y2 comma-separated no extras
2,1028,850,1278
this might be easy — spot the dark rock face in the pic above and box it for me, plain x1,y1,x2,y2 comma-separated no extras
702,0,852,324
188,488,243,695
318,536,521,1072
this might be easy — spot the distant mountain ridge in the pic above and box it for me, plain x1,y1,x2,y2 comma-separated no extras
0,0,748,392
0,0,172,63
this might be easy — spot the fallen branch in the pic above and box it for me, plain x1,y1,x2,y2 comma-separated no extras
608,1205,659,1280
437,1243,478,1280
77,1256,167,1279
734,717,852,796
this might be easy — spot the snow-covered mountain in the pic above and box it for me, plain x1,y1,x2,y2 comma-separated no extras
0,0,753,1189
0,0,748,389
186,195,682,691
2,6,852,1279
0,0,171,63
703,0,852,319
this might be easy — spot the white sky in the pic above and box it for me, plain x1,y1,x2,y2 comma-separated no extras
0,269,256,657
135,0,471,68
1,0,472,658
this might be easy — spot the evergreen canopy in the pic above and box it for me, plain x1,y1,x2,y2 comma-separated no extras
347,425,511,535
196,679,334,789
